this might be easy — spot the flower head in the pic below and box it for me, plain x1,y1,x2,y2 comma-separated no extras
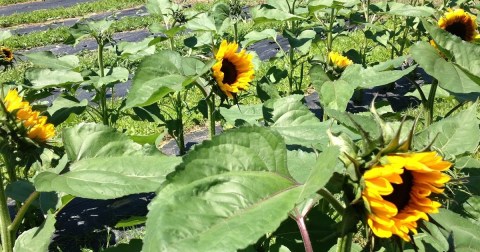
2,89,55,142
362,152,451,241
328,51,352,69
212,40,254,98
0,46,14,63
438,8,480,42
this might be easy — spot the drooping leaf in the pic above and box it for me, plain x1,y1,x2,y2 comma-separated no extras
386,3,435,17
251,4,305,24
13,213,56,252
117,37,156,60
143,127,301,252
34,123,181,199
309,64,331,90
25,68,83,89
219,104,263,127
84,67,129,89
263,95,330,146
241,29,278,48
185,13,217,32
414,103,480,157
340,64,416,89
410,42,480,99
24,51,79,70
47,95,88,125
423,19,480,76
284,29,316,55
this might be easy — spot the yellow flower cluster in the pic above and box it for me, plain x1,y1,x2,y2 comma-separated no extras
328,51,352,69
438,8,480,42
3,89,55,142
362,152,451,241
212,40,254,98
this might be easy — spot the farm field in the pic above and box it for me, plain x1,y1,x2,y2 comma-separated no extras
0,0,479,251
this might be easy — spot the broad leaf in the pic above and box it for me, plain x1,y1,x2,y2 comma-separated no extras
431,209,480,251
410,42,480,98
219,104,263,127
143,127,301,252
340,64,416,89
125,51,204,108
47,95,87,125
241,29,278,48
319,80,355,111
25,68,83,89
287,150,317,183
34,123,181,199
386,3,435,17
84,67,129,89
414,103,480,157
310,64,331,90
185,13,217,32
25,51,79,70
423,19,480,76
251,4,305,24
284,29,316,55
263,95,330,146
13,213,56,252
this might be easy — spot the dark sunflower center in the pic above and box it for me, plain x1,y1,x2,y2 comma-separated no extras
221,59,238,85
2,49,12,59
383,170,414,211
445,21,469,41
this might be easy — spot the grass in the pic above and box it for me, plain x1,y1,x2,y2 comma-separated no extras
0,0,33,6
0,0,144,28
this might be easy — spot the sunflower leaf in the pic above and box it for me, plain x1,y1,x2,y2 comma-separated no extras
430,209,480,251
34,123,181,199
414,103,480,157
143,127,302,252
13,213,56,252
263,95,330,146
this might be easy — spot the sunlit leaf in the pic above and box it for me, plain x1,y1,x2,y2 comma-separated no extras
25,68,83,89
13,213,56,252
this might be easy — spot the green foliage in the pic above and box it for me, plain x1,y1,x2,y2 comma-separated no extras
13,213,56,252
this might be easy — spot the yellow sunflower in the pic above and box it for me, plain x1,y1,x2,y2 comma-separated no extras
438,8,480,42
362,152,451,241
2,89,55,142
212,40,254,98
0,46,14,63
328,51,352,69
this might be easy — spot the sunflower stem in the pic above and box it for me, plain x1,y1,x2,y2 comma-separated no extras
318,188,345,215
8,191,39,237
0,159,13,252
97,41,109,126
207,94,216,139
336,233,353,252
174,92,186,155
425,80,438,126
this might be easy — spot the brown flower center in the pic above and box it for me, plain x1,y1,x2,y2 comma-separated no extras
383,170,413,211
221,59,237,85
2,48,12,60
445,21,469,41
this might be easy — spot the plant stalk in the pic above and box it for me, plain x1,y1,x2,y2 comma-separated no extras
97,41,109,126
425,80,438,126
207,94,216,139
326,8,335,54
8,191,39,236
336,233,353,252
296,217,313,252
318,188,345,215
0,167,13,252
175,92,186,155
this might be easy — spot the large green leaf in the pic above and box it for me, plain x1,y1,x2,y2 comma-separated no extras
287,150,317,183
83,67,129,89
307,0,359,12
125,50,204,108
25,68,83,89
410,42,480,97
423,19,480,76
309,64,331,90
143,127,301,252
284,29,316,55
47,95,87,125
251,4,305,24
241,29,278,48
34,123,181,199
263,95,330,146
185,13,217,32
431,209,480,251
219,104,263,127
13,213,56,252
414,103,480,157
340,64,416,89
25,51,79,70
386,3,435,17
319,80,355,111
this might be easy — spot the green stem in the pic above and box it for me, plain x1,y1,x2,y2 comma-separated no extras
288,45,295,94
336,233,353,252
207,94,215,139
0,167,13,252
97,41,108,126
233,23,238,44
175,92,186,155
318,188,345,215
425,80,438,126
1,154,16,183
8,191,39,236
390,16,397,59
327,8,335,54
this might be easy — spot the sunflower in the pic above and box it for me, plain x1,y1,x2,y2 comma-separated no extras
0,46,14,63
362,152,451,241
212,40,254,98
438,8,480,42
328,51,352,69
2,89,55,142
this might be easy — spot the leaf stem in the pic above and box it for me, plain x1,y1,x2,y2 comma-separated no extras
336,233,353,252
318,188,345,215
295,217,313,252
425,79,438,126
